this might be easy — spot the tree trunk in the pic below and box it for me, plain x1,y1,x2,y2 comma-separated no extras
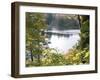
37,54,41,66
30,50,33,61
78,15,81,29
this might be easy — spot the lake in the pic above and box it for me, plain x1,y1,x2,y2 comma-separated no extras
45,30,80,54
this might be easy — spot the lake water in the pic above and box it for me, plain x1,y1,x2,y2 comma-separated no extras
46,30,80,54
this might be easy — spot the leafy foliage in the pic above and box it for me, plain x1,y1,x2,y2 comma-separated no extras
26,12,47,66
64,48,89,65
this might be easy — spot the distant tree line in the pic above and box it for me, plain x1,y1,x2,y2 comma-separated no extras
46,13,80,30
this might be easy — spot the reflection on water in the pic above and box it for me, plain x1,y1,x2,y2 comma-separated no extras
45,30,80,54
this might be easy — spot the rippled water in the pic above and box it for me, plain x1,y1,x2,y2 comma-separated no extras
47,30,80,54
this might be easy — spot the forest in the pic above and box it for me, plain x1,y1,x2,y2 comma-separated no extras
26,12,90,67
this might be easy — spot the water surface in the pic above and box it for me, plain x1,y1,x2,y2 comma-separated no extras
46,30,80,54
